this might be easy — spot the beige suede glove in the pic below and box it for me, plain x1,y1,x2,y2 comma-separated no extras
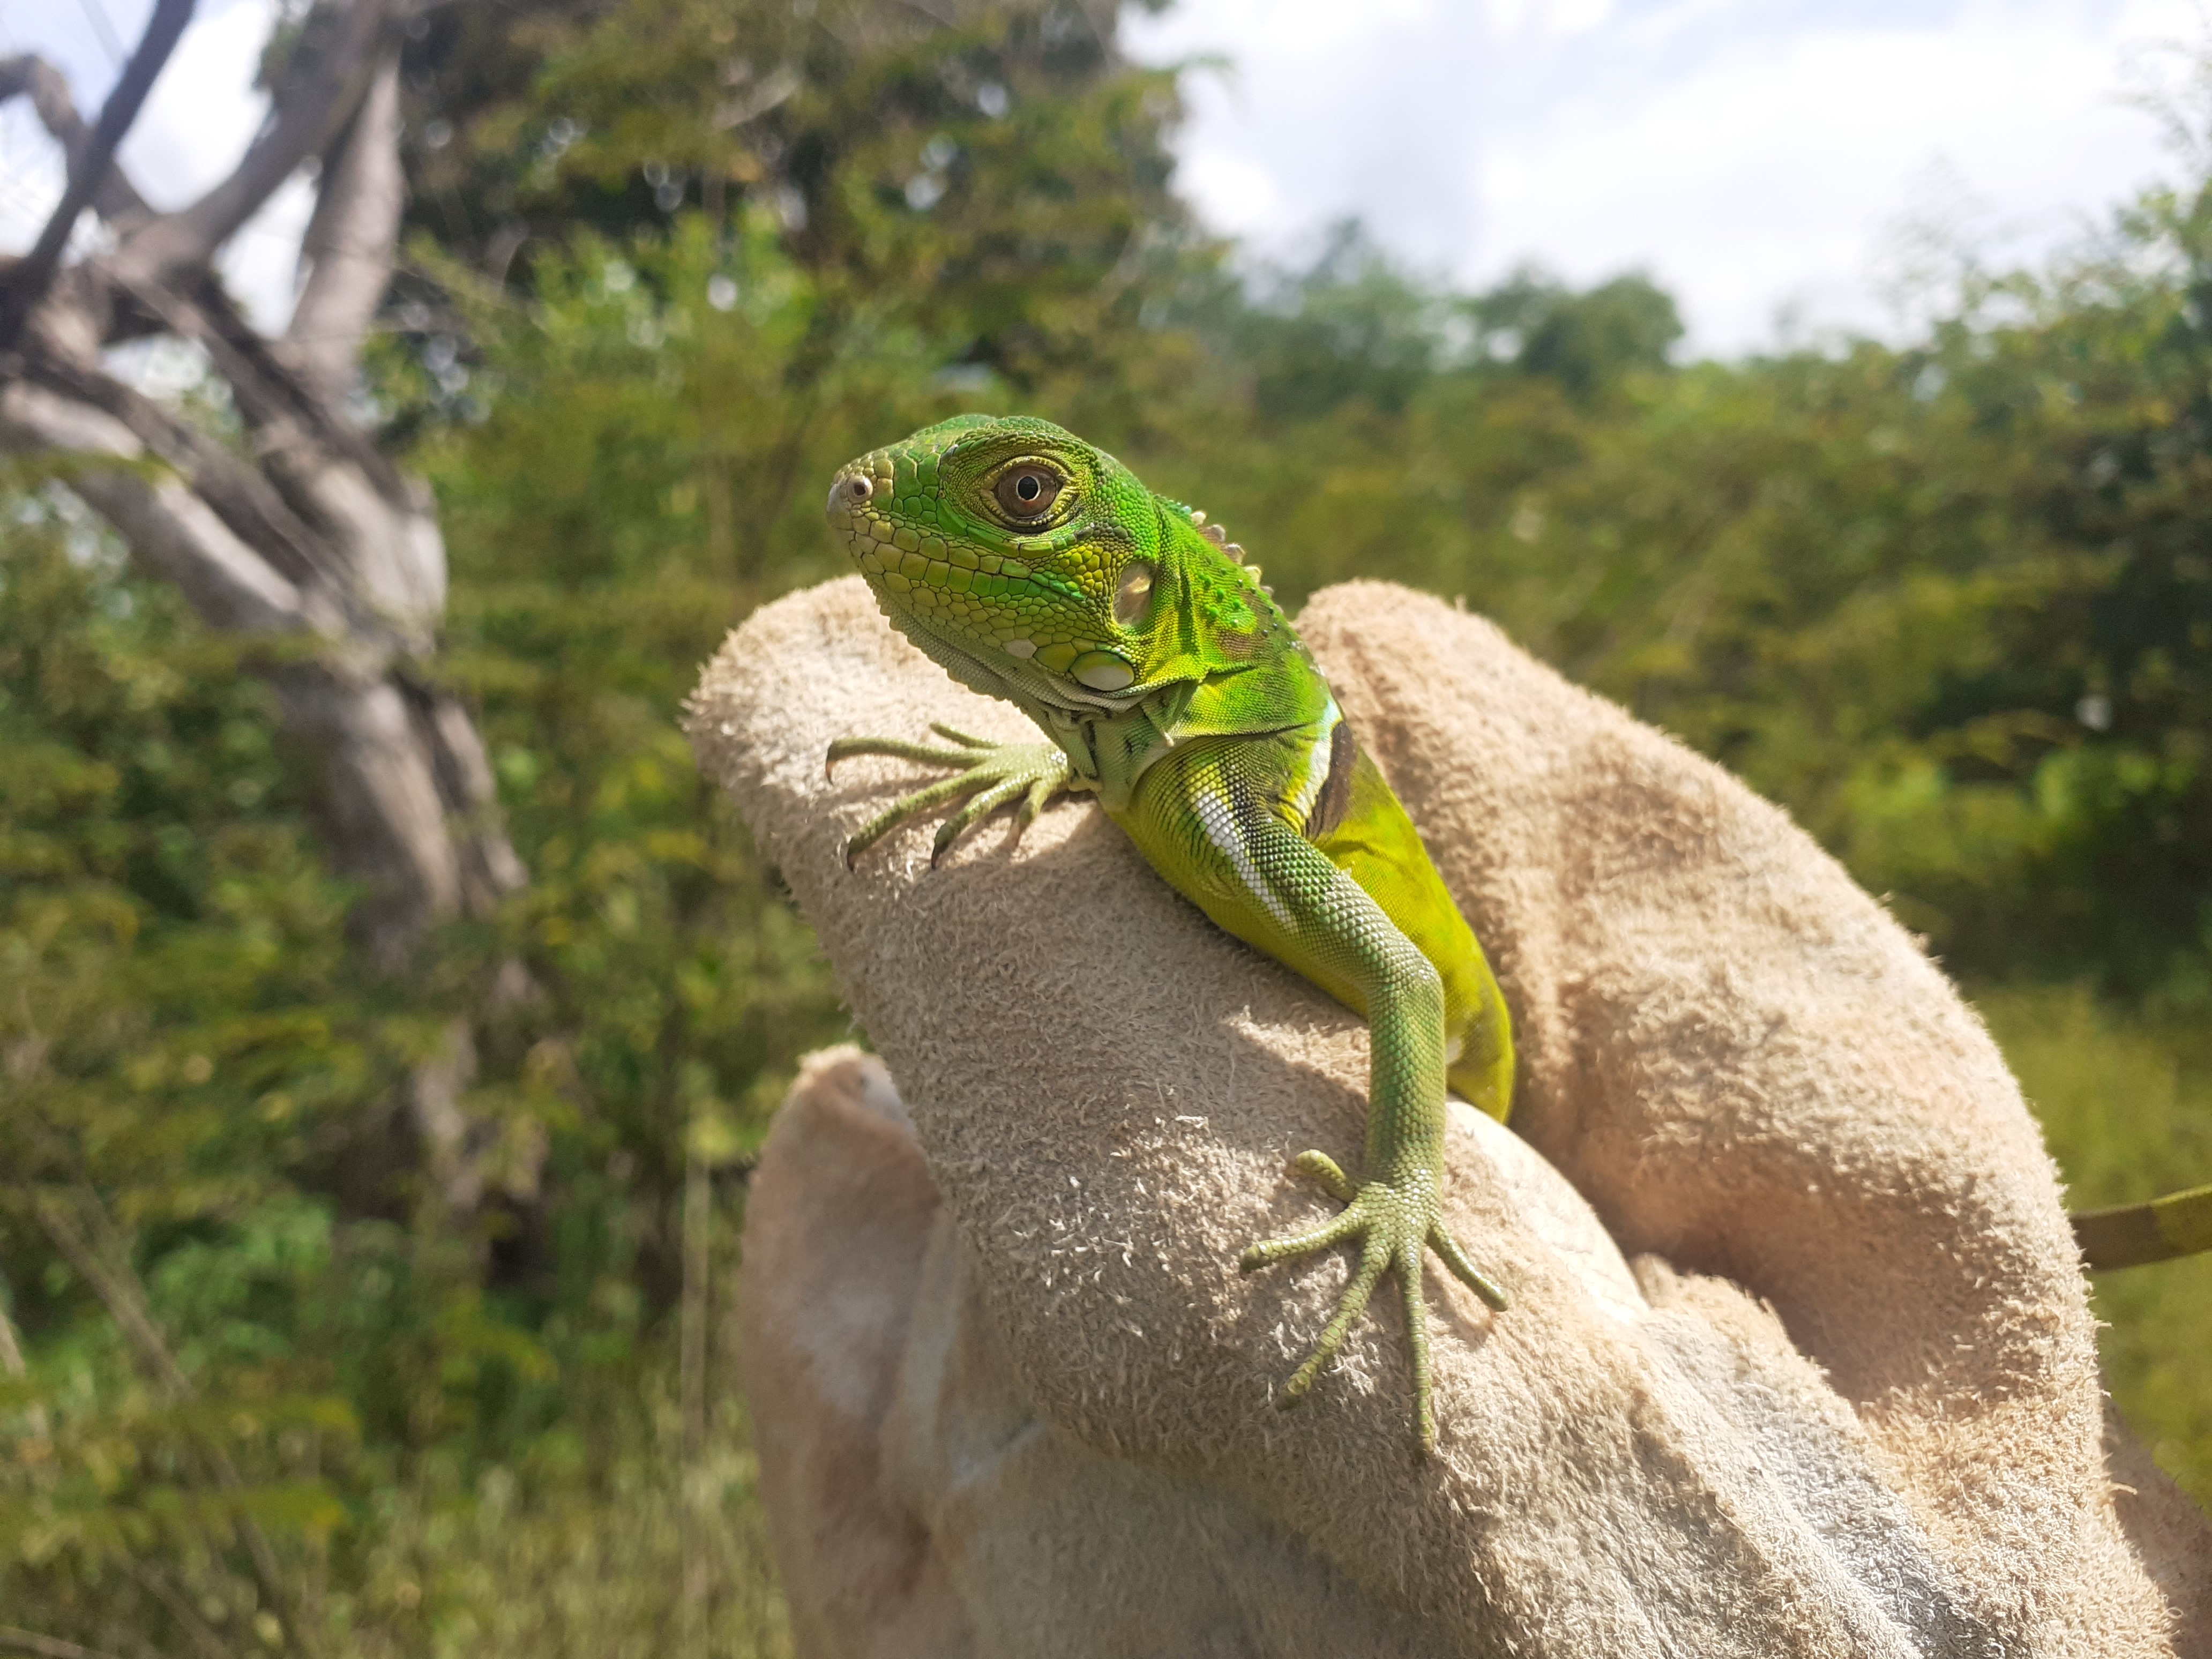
691,577,2210,1658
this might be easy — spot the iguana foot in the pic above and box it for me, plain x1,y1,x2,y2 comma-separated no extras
827,723,1075,866
1240,1149,1507,1453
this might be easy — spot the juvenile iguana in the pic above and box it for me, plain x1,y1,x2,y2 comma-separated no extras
821,413,2212,1450
825,414,1511,1452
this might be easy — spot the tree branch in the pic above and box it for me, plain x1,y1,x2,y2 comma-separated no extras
0,382,313,634
0,0,195,349
0,1626,125,1659
116,0,398,288
32,1195,191,1399
289,46,403,402
16,346,360,619
276,666,469,961
121,271,408,503
89,276,450,653
0,0,535,1208
117,1561,231,1659
0,54,151,222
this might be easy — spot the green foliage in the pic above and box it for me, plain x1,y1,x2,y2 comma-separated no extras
396,0,1209,410
410,213,866,1297
412,210,936,589
1126,198,2212,998
0,459,811,1649
0,489,368,1646
3,4,1204,1643
333,1387,786,1659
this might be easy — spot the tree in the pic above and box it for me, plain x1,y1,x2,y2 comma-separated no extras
0,0,526,1202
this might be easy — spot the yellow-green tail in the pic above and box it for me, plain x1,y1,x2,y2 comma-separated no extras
2073,1183,2212,1271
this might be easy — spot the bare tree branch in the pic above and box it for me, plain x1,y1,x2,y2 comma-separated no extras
115,0,398,288
0,54,151,222
15,346,357,618
289,46,403,402
0,1297,24,1379
280,665,474,960
32,1195,192,1400
0,374,505,963
122,269,397,486
101,276,446,649
116,1562,231,1659
76,0,130,68
0,382,313,634
0,0,195,349
416,690,530,899
0,1625,126,1659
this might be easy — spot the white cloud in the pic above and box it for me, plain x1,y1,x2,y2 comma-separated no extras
1129,0,2205,353
1175,148,1286,241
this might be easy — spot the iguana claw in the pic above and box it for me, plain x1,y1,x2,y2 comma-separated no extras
828,726,1074,867
1241,1150,1507,1454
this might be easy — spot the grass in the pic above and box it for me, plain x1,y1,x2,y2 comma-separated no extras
1979,983,2212,1506
326,1385,792,1659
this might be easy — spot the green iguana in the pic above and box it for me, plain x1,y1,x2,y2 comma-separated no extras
823,413,2212,1452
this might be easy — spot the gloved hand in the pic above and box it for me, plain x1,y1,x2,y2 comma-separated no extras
692,577,2209,1658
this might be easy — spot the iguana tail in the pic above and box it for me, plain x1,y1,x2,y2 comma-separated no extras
2073,1183,2212,1272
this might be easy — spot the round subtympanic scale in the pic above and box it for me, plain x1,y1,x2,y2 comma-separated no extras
1072,649,1134,691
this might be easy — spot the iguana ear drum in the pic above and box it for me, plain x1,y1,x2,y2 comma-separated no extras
1114,563,1155,626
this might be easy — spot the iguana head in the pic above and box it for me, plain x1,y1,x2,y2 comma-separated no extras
825,414,1286,715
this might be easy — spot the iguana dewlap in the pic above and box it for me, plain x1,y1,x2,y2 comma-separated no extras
825,414,1512,1451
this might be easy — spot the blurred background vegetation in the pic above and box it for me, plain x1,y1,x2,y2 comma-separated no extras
5,0,2212,1650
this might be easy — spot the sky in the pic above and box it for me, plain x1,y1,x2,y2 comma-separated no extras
0,0,2201,354
1124,0,2202,350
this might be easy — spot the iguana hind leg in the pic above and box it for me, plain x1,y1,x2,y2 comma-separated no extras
1114,739,1511,1454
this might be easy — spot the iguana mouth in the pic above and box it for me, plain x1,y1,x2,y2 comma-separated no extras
903,607,1155,721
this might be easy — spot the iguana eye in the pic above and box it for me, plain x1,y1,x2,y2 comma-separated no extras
995,465,1063,520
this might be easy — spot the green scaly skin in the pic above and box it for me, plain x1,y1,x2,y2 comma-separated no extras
823,414,1514,1453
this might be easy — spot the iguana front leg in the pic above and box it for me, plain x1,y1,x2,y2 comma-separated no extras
828,723,1079,865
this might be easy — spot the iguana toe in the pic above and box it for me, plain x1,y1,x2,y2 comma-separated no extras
1242,1155,1505,1454
828,731,1075,867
